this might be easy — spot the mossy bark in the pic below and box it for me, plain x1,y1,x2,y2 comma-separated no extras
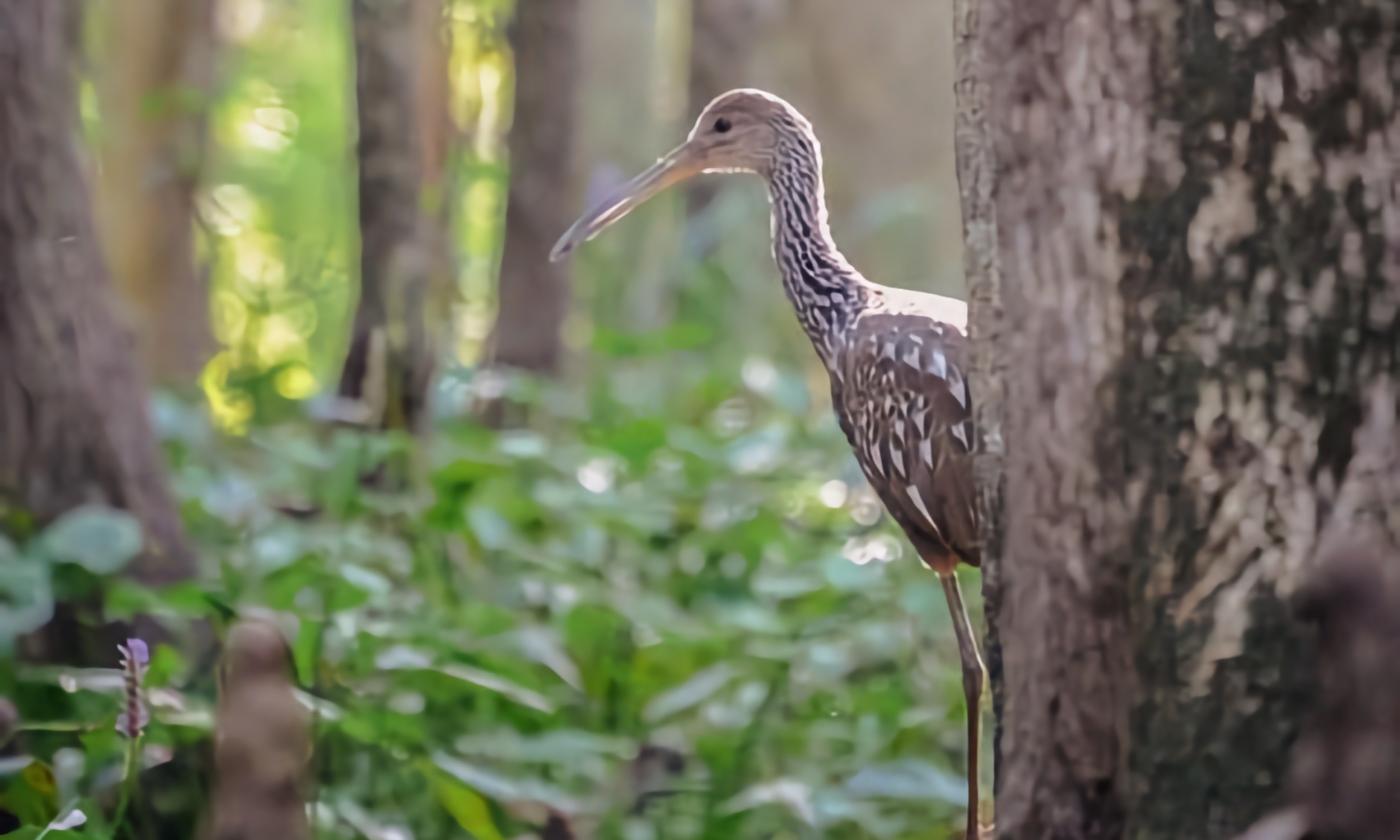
965,1,1400,837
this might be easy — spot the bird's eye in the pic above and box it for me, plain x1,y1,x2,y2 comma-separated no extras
713,117,732,134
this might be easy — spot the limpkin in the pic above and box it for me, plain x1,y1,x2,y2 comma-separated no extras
552,89,984,838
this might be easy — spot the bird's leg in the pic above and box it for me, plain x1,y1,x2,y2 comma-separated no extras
940,570,985,840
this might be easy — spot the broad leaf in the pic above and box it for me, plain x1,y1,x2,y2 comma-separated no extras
37,506,142,575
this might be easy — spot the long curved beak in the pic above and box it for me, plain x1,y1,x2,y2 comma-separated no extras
550,142,701,262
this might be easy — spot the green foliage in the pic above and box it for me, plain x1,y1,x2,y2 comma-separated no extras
9,365,977,839
0,506,143,651
35,507,143,576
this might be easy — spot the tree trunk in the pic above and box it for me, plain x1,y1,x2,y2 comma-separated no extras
684,0,760,224
951,0,1006,810
487,0,580,377
963,2,1400,837
94,0,214,384
0,3,194,586
341,0,447,433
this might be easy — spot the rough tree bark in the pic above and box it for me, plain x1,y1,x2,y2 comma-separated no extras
487,0,580,377
961,2,1400,837
341,0,449,433
95,0,214,383
0,4,194,585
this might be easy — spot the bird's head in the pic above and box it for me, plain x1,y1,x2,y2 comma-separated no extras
551,89,805,261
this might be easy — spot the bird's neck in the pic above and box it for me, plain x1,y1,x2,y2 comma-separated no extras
765,138,868,367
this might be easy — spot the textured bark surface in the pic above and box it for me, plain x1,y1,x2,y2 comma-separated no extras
0,3,193,584
1237,390,1400,840
488,0,580,376
972,1,1400,838
95,0,214,383
341,0,444,432
952,0,1006,808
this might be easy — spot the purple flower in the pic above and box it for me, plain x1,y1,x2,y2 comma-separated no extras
115,639,150,738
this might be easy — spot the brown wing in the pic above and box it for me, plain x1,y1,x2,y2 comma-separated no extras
835,312,979,569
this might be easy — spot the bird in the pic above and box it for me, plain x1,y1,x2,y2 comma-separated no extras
551,89,984,839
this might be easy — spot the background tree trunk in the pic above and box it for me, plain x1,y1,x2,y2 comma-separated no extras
487,0,580,377
341,0,446,433
684,0,760,227
0,3,194,587
95,0,214,384
966,2,1400,837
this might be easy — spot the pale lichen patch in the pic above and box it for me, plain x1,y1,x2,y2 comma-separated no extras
1270,115,1320,197
1187,168,1257,278
1177,356,1326,683
1214,0,1279,45
1188,563,1264,695
1252,67,1284,116
1285,40,1331,103
1358,45,1395,112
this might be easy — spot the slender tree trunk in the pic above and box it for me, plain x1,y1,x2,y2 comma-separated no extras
341,0,446,433
487,0,580,377
684,0,759,224
0,4,194,587
95,0,214,383
951,0,1005,812
961,2,1400,837
413,0,458,336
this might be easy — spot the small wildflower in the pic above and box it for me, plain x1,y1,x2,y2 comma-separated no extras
115,638,150,738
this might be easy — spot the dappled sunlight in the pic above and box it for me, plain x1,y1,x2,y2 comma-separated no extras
241,102,300,152
216,0,266,43
200,351,255,433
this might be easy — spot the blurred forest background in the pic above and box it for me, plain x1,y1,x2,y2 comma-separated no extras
0,1,976,838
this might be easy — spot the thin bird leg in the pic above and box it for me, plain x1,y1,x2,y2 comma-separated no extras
940,570,985,840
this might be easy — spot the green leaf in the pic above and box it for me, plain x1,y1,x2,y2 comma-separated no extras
0,760,59,826
292,617,323,687
104,580,231,621
722,778,816,825
0,557,53,647
466,504,514,550
427,766,504,840
431,753,583,812
643,664,738,723
428,663,555,714
508,626,583,691
453,729,631,765
845,759,966,805
37,506,142,574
